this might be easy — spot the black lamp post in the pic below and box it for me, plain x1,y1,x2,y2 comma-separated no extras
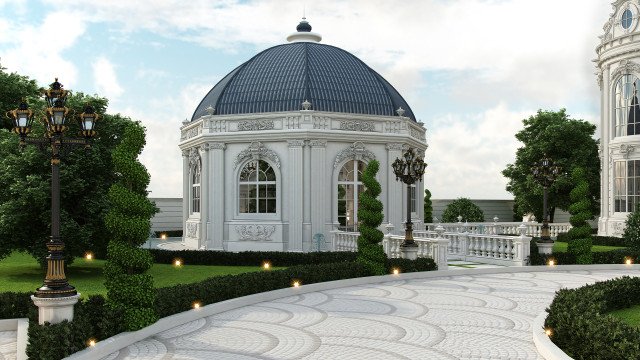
6,78,99,299
392,148,427,251
531,154,561,244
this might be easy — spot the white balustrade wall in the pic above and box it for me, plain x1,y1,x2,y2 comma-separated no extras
331,222,545,268
424,221,571,238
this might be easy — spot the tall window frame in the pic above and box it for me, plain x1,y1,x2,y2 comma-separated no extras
410,184,417,215
238,159,277,214
337,160,366,232
615,159,640,213
191,161,201,214
614,74,640,137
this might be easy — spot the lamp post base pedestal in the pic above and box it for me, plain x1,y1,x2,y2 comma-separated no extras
536,242,554,255
401,244,418,260
31,294,80,325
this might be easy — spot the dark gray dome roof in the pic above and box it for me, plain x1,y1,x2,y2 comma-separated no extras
191,42,416,121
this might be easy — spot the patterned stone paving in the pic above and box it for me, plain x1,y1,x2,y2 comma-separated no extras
0,331,17,360
102,269,640,360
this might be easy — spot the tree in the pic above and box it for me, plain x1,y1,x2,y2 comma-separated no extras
356,160,386,275
442,198,484,223
104,122,157,330
566,167,593,264
424,189,433,223
0,68,136,264
502,109,599,222
623,203,640,250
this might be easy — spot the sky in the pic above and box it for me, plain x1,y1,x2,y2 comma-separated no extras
0,0,611,199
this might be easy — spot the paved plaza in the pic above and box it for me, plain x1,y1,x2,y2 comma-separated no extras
99,269,640,360
0,330,17,360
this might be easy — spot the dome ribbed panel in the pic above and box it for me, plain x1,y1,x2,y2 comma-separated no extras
190,42,416,121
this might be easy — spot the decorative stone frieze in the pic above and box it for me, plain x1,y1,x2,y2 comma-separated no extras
334,142,376,168
410,127,426,140
234,142,281,169
186,222,199,238
235,225,276,241
208,142,226,150
620,143,636,158
611,60,640,80
385,143,404,151
313,116,330,129
238,119,274,131
339,120,375,132
188,147,200,166
309,139,327,147
287,140,306,148
181,125,202,140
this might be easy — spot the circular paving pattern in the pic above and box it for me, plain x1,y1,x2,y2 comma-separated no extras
102,269,640,360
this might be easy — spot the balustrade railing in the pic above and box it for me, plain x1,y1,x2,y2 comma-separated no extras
424,221,571,238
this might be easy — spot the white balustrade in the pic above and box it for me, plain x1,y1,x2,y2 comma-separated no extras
424,221,571,238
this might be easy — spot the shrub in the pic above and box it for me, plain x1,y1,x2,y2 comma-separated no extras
567,238,592,264
104,122,158,330
386,257,437,273
624,203,640,250
442,198,484,223
0,292,32,319
148,249,357,266
592,235,630,247
424,189,433,223
545,276,640,359
356,160,386,275
154,230,183,238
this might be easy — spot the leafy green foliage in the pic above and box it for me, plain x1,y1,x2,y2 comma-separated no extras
441,198,484,222
545,276,640,359
104,122,157,331
502,109,599,222
0,291,32,319
386,257,437,273
423,189,433,223
566,167,594,264
624,203,640,250
149,249,357,266
356,160,386,275
529,240,639,265
0,68,137,264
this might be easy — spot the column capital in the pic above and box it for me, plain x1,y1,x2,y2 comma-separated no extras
207,142,226,150
309,139,326,148
288,139,306,148
386,143,405,151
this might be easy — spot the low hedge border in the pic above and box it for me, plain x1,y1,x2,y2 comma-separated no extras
1,257,436,359
149,249,358,266
545,276,640,359
529,241,640,266
556,233,630,247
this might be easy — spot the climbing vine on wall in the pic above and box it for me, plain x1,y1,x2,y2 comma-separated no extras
356,160,386,275
104,122,158,330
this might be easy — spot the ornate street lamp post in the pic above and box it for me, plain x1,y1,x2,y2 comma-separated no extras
392,148,427,260
531,154,561,255
6,78,100,324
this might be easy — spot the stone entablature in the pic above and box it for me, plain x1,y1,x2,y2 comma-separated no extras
180,110,426,143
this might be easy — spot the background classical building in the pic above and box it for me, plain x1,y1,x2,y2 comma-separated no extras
178,19,427,251
597,0,640,236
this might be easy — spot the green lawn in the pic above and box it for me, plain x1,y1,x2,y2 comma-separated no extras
0,252,280,297
552,241,626,253
609,304,640,328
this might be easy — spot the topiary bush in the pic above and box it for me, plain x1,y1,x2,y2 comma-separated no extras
566,167,594,264
567,238,592,264
624,203,640,250
356,160,387,275
104,122,158,331
545,276,640,359
441,198,484,223
424,189,433,223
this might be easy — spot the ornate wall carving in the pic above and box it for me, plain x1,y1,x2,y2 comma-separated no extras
410,127,426,140
237,120,275,131
339,120,375,132
235,225,276,241
208,142,226,150
611,60,640,80
186,222,199,238
385,143,405,151
234,141,281,169
287,140,305,148
309,139,327,147
188,147,201,166
620,143,636,158
334,142,376,168
181,125,202,140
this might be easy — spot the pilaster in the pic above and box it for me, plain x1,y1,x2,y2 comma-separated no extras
386,143,404,234
310,140,327,249
209,142,226,250
199,145,210,249
288,140,305,251
181,150,189,243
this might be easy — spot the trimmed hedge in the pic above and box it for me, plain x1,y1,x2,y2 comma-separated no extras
529,240,639,266
149,249,357,266
10,258,436,358
545,276,640,359
154,230,182,238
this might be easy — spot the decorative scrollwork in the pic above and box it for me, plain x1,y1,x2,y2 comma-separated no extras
235,225,276,241
234,142,280,169
237,120,275,131
188,147,200,167
339,120,374,132
334,142,376,168
186,222,199,238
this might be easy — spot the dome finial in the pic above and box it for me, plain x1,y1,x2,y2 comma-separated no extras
287,15,322,43
296,17,312,32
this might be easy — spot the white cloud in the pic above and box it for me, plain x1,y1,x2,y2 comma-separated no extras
93,57,124,99
0,11,85,86
425,103,531,200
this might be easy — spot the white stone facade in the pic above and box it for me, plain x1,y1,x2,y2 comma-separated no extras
596,0,640,236
179,110,427,251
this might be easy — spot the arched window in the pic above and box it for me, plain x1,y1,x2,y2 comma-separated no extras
614,160,640,212
239,160,276,213
191,163,201,214
337,160,365,231
614,74,640,137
